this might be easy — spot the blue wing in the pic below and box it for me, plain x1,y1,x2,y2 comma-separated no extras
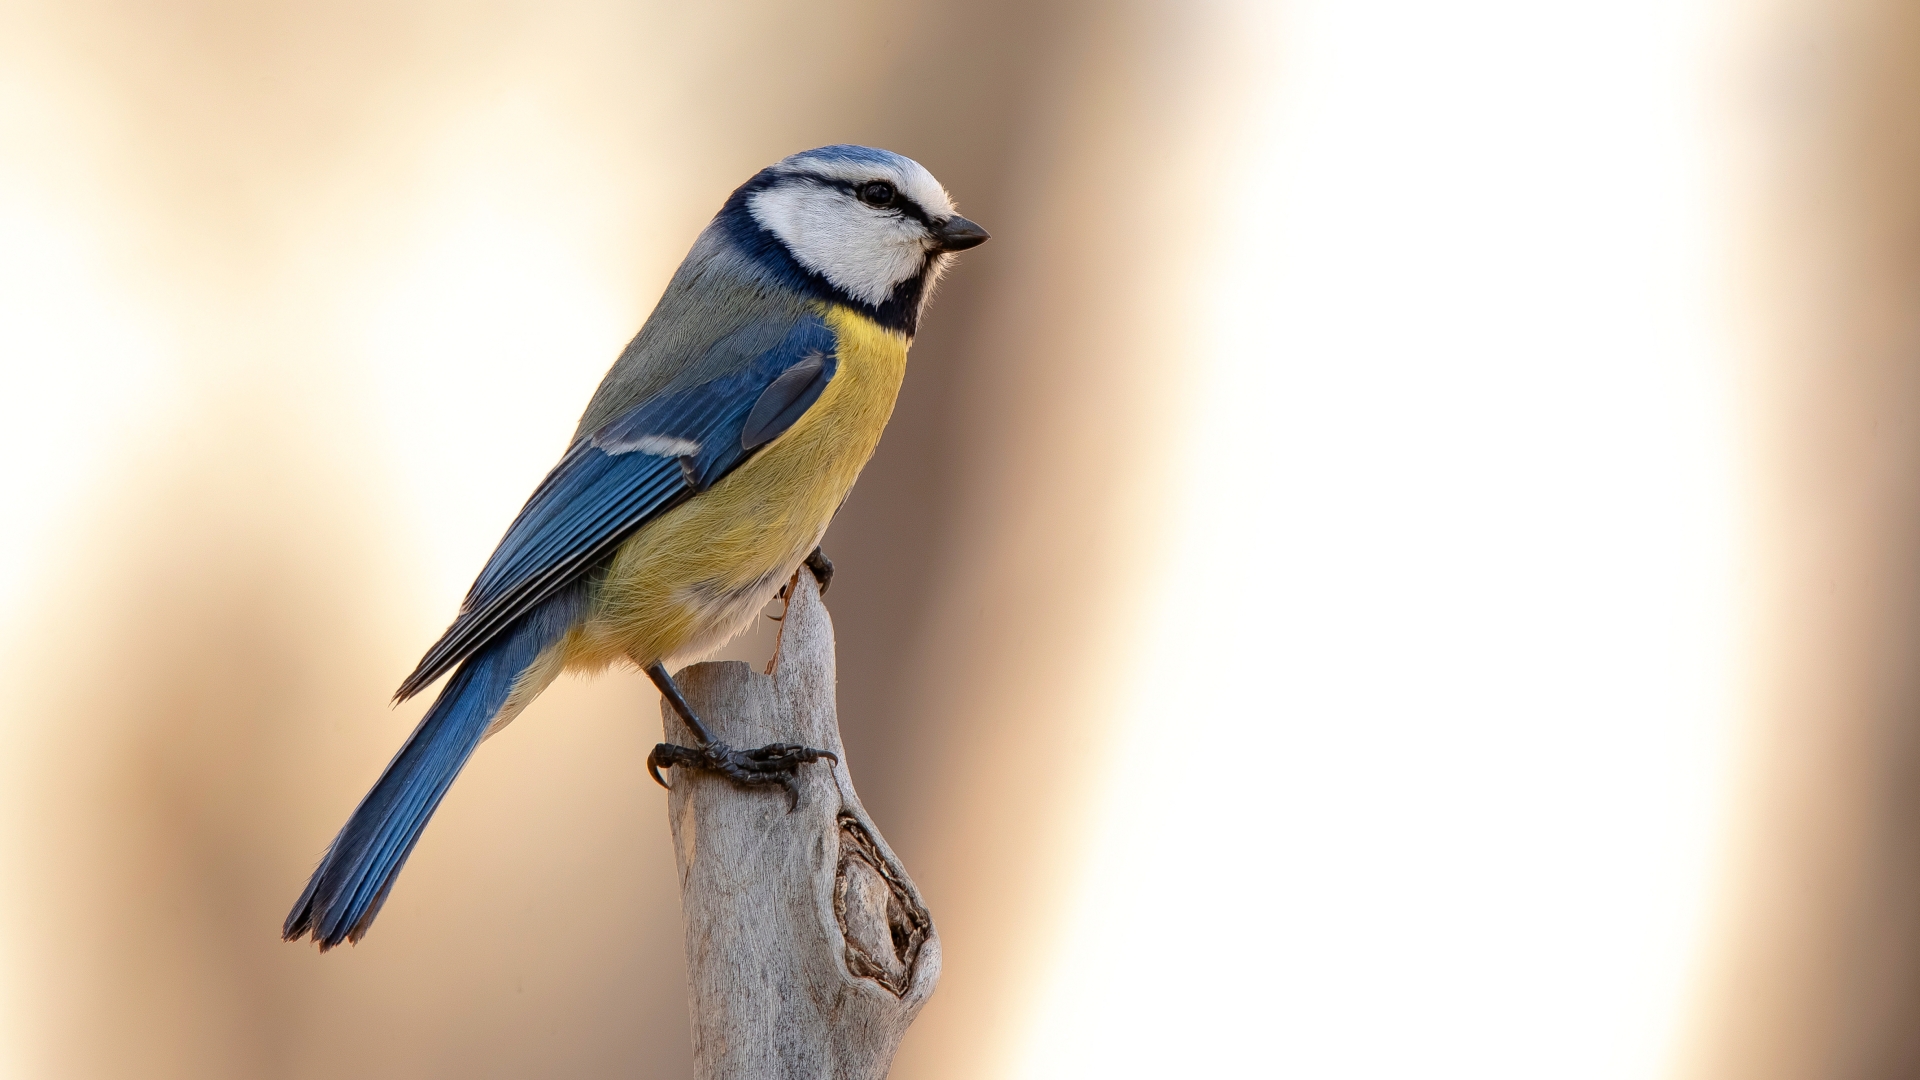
394,311,839,700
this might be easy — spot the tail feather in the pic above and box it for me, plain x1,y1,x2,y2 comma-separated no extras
286,590,581,949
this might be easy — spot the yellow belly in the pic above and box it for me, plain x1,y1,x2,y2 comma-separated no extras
559,303,909,672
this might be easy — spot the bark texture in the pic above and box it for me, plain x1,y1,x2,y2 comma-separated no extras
661,571,939,1080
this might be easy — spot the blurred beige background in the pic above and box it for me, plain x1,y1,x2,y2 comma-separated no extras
0,1,1223,1077
1681,0,1920,1077
3,0,1920,1077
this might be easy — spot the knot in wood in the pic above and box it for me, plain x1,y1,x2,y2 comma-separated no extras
833,813,930,996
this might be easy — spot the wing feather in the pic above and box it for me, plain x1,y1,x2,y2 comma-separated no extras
395,312,840,700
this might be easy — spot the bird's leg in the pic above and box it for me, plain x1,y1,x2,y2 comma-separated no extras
644,660,836,809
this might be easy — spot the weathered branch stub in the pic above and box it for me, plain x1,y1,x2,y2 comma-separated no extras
661,571,939,1079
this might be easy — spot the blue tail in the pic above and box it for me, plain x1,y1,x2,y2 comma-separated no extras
285,591,582,949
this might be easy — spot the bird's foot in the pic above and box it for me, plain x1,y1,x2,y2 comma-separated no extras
647,739,838,809
779,546,834,600
804,547,833,593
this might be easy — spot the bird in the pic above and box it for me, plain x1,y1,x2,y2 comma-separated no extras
284,145,989,950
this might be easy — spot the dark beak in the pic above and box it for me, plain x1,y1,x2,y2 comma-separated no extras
932,215,991,252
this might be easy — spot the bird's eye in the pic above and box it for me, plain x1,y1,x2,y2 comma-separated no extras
857,181,897,207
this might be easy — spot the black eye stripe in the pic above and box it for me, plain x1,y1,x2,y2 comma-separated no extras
864,185,931,225
784,170,934,226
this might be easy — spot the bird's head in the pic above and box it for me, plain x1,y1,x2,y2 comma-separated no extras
719,145,989,332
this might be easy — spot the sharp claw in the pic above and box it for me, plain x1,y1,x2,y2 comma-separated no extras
647,739,834,802
804,548,834,594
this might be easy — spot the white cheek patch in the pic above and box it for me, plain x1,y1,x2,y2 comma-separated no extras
748,185,931,306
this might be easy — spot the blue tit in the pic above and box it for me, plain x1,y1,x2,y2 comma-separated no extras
285,145,989,949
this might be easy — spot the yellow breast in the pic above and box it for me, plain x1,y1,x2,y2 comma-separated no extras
561,304,911,671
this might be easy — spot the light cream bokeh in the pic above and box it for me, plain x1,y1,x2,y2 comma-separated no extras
1020,2,1747,1077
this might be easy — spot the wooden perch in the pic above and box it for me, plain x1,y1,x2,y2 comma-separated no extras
660,570,940,1080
